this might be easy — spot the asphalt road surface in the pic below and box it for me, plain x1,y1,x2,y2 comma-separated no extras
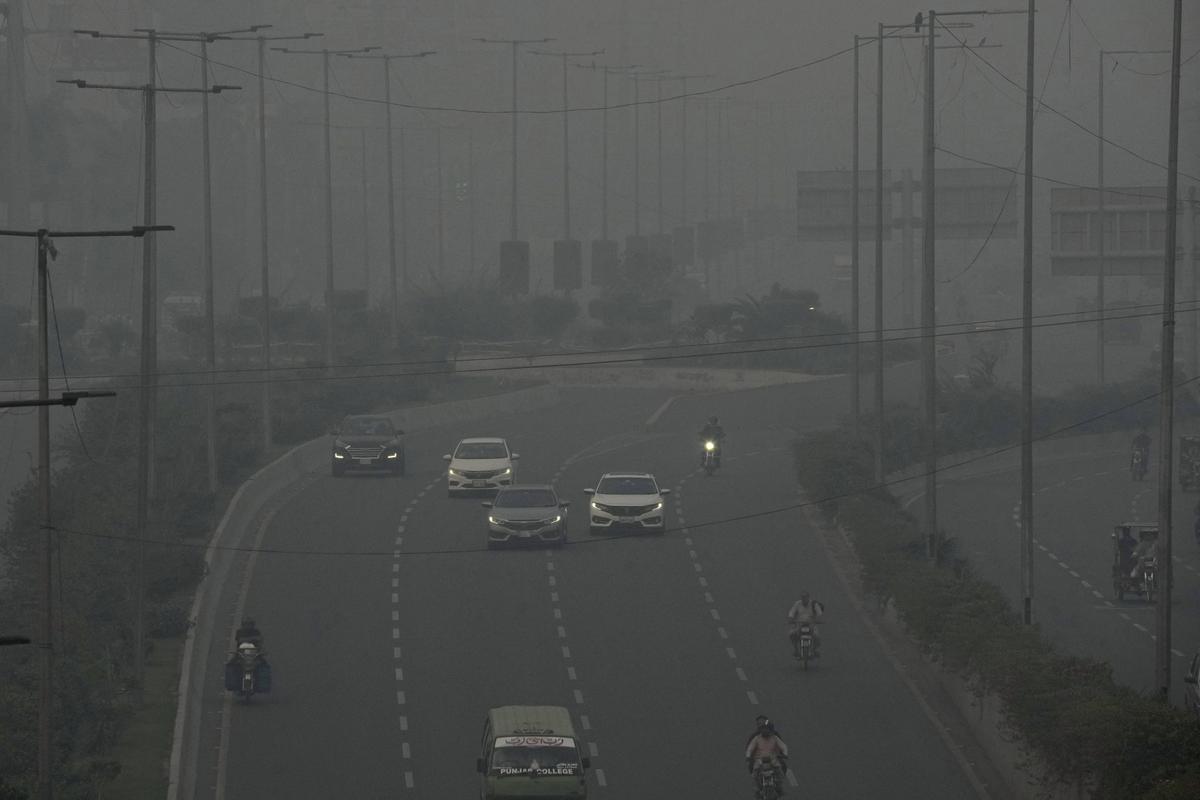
180,376,999,800
898,441,1200,704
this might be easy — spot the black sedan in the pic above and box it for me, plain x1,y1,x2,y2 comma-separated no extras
482,485,570,548
330,415,406,477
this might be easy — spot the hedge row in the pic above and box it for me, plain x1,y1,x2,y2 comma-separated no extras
793,429,1200,798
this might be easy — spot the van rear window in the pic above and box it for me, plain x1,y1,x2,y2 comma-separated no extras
491,736,579,775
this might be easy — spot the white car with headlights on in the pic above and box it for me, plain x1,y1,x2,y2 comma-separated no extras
584,472,670,536
444,437,518,495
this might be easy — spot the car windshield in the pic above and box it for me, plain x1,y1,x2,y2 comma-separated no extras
455,442,508,459
342,417,394,437
596,476,658,495
494,489,558,508
491,737,579,774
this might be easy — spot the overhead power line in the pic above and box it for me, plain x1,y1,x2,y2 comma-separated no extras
40,369,1200,559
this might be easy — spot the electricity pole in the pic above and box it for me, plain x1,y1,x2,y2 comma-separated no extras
273,44,381,365
530,47,604,241
626,68,668,236
1155,0,1183,703
576,62,640,240
475,37,554,241
642,73,676,235
63,32,239,694
214,30,322,451
339,49,434,344
673,74,714,226
1096,49,1170,386
152,26,258,494
0,224,169,800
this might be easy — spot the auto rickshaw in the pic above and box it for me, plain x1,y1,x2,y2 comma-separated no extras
1112,523,1159,603
1180,435,1200,491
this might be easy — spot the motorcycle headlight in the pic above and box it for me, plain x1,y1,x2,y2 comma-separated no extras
705,440,715,451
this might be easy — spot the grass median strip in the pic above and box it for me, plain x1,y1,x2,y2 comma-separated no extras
106,637,185,798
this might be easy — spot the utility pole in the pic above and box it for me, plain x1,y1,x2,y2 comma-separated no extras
920,9,938,561
577,62,640,240
436,125,445,278
215,31,321,451
1,224,168,800
2,0,30,247
274,44,381,365
873,25,887,484
476,37,553,241
1155,0,1183,704
65,30,239,693
675,75,714,225
625,69,668,237
1020,0,1037,628
642,74,676,235
151,26,258,495
532,48,604,240
339,49,434,344
852,34,863,440
1096,49,1171,386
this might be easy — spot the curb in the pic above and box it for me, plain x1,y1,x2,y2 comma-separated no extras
166,383,559,800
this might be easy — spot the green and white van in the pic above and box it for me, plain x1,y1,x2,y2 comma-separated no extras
477,705,590,799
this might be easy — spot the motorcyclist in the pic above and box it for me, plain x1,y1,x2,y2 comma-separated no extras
744,715,783,749
1132,429,1151,459
1118,529,1138,576
699,416,726,465
787,592,825,658
1132,534,1158,580
235,616,263,648
745,719,789,792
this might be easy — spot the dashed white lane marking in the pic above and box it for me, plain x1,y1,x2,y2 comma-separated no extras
567,666,578,681
1133,623,1148,632
395,667,404,681
562,646,572,658
557,625,567,638
391,593,399,603
735,667,748,682
704,592,715,603
746,691,759,705
726,647,737,659
399,715,408,731
393,646,402,659
401,742,411,758
588,742,599,758
392,627,400,639
580,714,591,730
396,690,406,705
1174,648,1186,657
645,395,679,427
391,610,400,621
698,576,709,587
1092,590,1104,599
404,773,414,789
595,769,608,787
553,608,563,619
718,627,729,639
710,609,721,621
573,689,585,704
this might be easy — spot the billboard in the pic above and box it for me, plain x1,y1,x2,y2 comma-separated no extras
1050,186,1170,276
553,239,582,291
499,240,530,295
591,240,619,287
931,167,1017,240
795,170,893,241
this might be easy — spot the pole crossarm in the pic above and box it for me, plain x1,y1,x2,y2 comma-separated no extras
0,391,116,409
57,79,239,93
339,50,436,61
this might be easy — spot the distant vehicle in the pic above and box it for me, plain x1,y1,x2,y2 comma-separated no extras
584,472,669,536
482,485,569,548
1180,435,1200,492
444,437,518,495
477,705,589,798
1111,523,1158,603
330,415,405,477
1185,651,1200,720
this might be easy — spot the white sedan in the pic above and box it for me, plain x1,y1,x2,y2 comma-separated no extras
444,437,519,495
584,472,670,535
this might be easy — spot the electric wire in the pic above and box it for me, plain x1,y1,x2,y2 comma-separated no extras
39,369,1200,559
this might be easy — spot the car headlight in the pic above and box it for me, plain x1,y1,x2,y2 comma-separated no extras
386,452,399,459
551,515,562,525
333,451,346,459
705,440,716,451
448,468,462,477
501,466,512,475
488,516,502,525
653,502,663,511
590,501,601,511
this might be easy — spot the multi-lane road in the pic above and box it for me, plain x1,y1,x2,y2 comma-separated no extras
901,439,1200,705
182,379,997,799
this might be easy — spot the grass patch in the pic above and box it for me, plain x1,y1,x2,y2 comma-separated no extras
104,637,185,798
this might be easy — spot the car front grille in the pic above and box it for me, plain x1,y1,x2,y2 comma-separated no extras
461,469,500,479
598,503,658,516
347,446,384,459
499,518,555,531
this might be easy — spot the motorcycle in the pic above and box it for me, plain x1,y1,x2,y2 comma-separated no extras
1131,448,1148,481
751,758,784,800
790,622,815,670
1141,558,1158,604
702,440,720,476
224,641,271,701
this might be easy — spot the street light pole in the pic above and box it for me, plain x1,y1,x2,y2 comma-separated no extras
852,35,862,440
921,9,937,561
1155,0,1184,703
273,44,380,365
576,62,640,241
1,224,169,800
476,38,553,241
214,30,321,450
532,48,603,241
339,50,434,343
